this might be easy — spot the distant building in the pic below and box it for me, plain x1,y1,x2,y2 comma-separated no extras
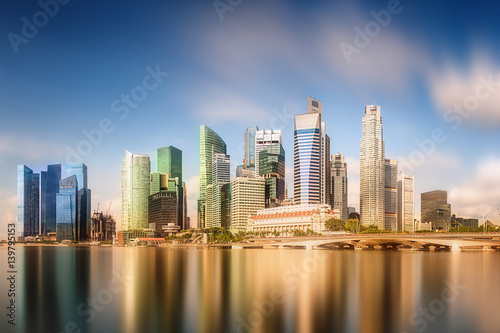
255,129,282,177
66,163,91,241
90,211,116,242
348,207,356,215
281,198,295,207
248,204,339,236
451,215,478,230
41,164,61,235
244,126,259,170
199,125,227,229
397,173,415,232
259,143,285,208
221,183,231,229
360,105,385,229
56,175,78,241
421,190,451,231
236,166,255,178
230,177,265,233
206,153,230,228
384,159,398,230
17,165,40,240
122,150,150,231
330,153,348,221
148,189,178,236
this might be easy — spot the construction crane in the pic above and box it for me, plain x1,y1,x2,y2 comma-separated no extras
106,201,112,216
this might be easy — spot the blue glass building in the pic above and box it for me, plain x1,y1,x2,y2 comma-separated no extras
41,164,61,235
66,163,91,240
17,165,40,239
56,175,78,241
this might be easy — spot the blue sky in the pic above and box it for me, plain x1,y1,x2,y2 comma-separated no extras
2,0,500,235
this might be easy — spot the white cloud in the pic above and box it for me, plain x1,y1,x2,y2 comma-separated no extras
427,52,500,128
448,157,500,224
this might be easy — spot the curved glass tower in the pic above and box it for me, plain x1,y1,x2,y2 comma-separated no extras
199,125,227,229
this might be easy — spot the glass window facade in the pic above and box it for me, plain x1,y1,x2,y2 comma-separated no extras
41,164,61,235
17,165,39,239
56,175,78,241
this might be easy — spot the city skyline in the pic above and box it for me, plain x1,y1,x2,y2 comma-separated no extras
2,1,500,238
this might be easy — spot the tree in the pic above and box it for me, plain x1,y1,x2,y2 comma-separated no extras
345,219,360,233
325,218,345,232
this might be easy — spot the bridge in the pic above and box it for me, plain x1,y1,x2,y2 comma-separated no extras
234,233,500,252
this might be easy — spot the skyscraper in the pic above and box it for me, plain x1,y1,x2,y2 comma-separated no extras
206,153,230,228
398,173,415,232
230,177,265,233
199,125,227,229
421,190,451,231
330,153,348,222
122,150,151,231
294,97,329,205
384,159,398,230
41,164,61,235
66,163,91,240
244,126,259,169
17,165,40,239
259,143,285,208
157,146,184,229
255,129,282,177
148,176,180,235
360,105,385,229
56,175,78,241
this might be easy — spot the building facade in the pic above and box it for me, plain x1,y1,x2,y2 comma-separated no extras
157,146,184,229
67,163,91,241
384,159,398,230
397,173,415,232
17,165,40,239
41,164,61,235
90,211,116,242
244,126,259,170
247,204,339,236
206,153,231,228
360,105,385,229
122,150,151,231
330,153,348,221
259,143,285,208
199,125,227,229
421,190,452,231
230,177,265,233
255,129,282,177
56,175,78,241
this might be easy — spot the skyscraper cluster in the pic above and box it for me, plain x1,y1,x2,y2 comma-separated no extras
17,163,92,241
121,145,187,236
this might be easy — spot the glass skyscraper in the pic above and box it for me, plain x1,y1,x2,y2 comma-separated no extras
255,129,281,177
360,105,386,229
330,153,348,222
17,165,40,239
41,164,61,235
157,146,184,229
206,153,230,228
56,175,78,241
244,126,259,169
259,144,285,208
122,150,151,231
199,125,227,229
66,163,91,240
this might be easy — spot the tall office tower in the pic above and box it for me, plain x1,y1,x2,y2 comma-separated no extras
259,143,285,208
421,190,451,231
244,126,259,169
206,153,231,228
384,159,398,230
157,146,184,229
330,153,348,221
122,150,151,231
294,97,327,205
230,177,265,233
321,122,331,205
56,175,78,241
66,163,91,240
220,183,231,229
182,182,187,230
398,173,415,232
148,176,180,235
199,125,227,229
41,164,61,235
17,165,40,239
255,129,282,176
236,165,255,177
360,105,386,229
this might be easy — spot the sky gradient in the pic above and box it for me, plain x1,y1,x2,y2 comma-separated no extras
2,0,500,237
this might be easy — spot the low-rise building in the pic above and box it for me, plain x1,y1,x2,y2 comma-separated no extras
247,204,339,236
